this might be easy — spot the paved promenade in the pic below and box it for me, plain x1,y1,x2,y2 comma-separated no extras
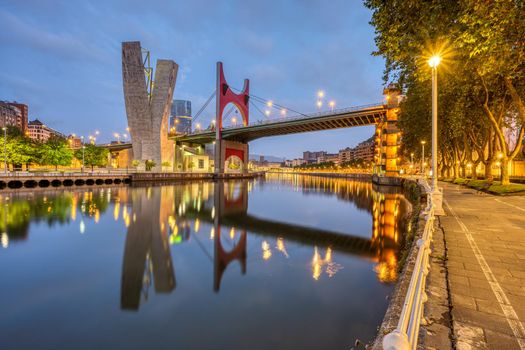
440,182,525,349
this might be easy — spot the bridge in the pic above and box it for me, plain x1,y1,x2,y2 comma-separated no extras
173,103,387,144
121,42,403,176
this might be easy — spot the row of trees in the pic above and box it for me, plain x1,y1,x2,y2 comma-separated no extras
0,127,109,171
292,158,373,170
365,0,525,185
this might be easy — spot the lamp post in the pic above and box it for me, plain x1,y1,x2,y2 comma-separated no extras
428,54,445,215
81,136,85,172
2,127,6,174
420,140,426,175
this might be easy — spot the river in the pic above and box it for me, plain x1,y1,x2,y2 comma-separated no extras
0,173,412,349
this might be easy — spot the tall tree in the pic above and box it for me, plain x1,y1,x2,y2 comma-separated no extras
74,144,109,171
41,137,73,171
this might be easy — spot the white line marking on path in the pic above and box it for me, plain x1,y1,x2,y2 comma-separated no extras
444,199,525,349
495,198,525,213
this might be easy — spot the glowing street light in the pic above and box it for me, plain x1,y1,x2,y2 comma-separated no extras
428,53,444,214
317,90,325,99
114,133,120,143
231,117,237,125
329,100,335,111
195,123,201,131
280,109,287,116
80,136,85,172
266,100,273,107
265,110,271,117
316,100,323,109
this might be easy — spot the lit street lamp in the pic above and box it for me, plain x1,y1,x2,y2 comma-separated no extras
113,133,120,143
81,136,85,172
316,100,322,109
428,54,444,215
329,100,335,112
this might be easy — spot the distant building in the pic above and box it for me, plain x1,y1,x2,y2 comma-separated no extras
317,153,339,164
303,150,326,164
169,100,192,134
338,147,354,164
28,119,65,142
353,138,375,162
0,101,28,132
67,135,82,149
291,158,306,167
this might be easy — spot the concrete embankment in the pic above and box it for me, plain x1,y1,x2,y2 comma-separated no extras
0,171,266,190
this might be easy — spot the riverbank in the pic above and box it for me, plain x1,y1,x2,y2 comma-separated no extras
0,171,265,190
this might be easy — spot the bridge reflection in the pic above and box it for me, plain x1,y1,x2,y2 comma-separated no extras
119,175,411,309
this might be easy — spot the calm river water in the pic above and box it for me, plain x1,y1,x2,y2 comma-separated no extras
0,174,412,350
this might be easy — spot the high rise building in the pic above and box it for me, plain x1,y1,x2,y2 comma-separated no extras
169,100,192,134
0,101,28,132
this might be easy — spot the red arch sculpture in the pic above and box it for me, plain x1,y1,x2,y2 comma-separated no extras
215,62,249,137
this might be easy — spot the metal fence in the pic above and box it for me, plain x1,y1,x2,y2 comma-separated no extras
382,178,435,350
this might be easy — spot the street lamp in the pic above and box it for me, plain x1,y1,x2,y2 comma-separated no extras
428,54,444,214
80,136,85,172
317,90,325,99
316,100,323,109
2,127,6,174
428,55,441,189
113,133,120,143
329,100,335,112
420,140,426,175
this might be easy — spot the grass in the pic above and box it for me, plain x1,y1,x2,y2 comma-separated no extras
448,178,525,194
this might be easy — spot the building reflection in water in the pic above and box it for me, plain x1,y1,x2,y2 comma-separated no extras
0,174,411,310
121,187,176,310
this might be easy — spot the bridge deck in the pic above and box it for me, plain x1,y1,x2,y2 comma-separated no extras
173,103,387,144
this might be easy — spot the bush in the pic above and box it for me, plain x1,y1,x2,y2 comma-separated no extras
145,160,156,171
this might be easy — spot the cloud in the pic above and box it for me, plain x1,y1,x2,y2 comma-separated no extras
0,10,107,62
235,31,274,56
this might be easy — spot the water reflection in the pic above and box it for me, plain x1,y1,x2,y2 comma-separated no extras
0,175,411,309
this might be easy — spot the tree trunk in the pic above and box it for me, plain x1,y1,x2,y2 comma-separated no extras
501,158,510,186
472,161,480,180
485,160,494,182
55,165,58,171
461,165,466,179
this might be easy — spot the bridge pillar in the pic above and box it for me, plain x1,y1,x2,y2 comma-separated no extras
215,140,249,174
214,62,250,174
376,85,402,176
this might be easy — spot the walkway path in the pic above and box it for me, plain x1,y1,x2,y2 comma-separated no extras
440,182,525,349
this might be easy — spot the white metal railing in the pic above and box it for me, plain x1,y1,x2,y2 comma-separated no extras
383,177,435,350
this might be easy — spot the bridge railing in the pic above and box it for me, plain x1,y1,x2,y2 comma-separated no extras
382,177,435,350
186,102,385,135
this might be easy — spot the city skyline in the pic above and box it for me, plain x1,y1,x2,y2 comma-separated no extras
0,0,384,159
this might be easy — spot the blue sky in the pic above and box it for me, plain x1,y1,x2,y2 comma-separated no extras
0,0,385,159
